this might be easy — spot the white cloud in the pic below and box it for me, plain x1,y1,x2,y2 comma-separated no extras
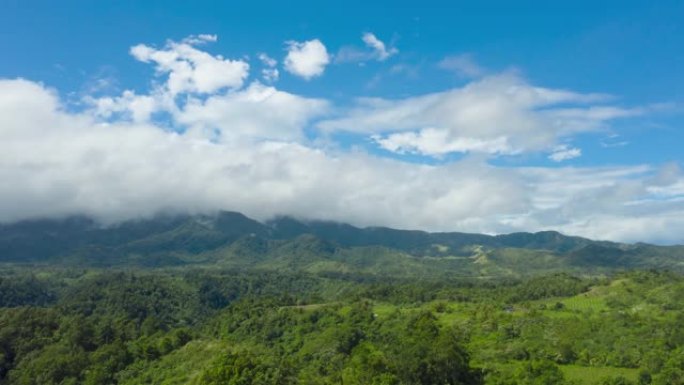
373,129,514,156
0,79,528,230
88,39,325,141
320,73,632,156
130,37,249,96
262,68,280,83
335,32,398,63
438,53,484,78
516,165,684,243
548,144,582,162
0,38,680,244
258,53,277,68
258,53,279,82
362,32,398,61
283,39,330,80
175,81,329,142
2,78,682,244
182,34,218,44
85,90,159,123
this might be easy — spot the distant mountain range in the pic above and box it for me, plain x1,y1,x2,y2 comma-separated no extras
1,211,683,277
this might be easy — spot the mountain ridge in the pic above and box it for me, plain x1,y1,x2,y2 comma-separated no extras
1,211,683,276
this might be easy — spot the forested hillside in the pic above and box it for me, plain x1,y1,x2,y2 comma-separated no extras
1,268,683,384
1,213,684,384
3,0,682,384
2,212,684,276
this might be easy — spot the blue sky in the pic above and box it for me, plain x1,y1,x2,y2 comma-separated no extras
1,0,683,243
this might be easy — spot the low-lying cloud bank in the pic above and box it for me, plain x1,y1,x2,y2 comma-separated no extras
1,36,682,244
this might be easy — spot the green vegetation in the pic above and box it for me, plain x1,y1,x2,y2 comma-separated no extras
0,268,682,384
561,365,639,385
3,212,684,277
2,212,684,384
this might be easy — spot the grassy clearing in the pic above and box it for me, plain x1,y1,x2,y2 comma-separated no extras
372,303,398,318
279,302,338,311
561,364,639,384
477,362,640,385
119,339,229,385
562,293,608,312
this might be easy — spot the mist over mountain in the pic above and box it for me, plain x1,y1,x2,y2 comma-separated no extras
2,211,682,276
3,3,684,384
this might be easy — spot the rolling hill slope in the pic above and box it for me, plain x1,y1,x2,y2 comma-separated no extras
1,211,683,276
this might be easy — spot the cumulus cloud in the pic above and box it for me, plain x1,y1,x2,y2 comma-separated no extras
517,165,684,243
258,53,279,83
362,33,397,61
130,37,249,96
175,81,329,142
373,129,513,156
283,39,330,80
0,37,681,244
85,90,159,123
320,73,635,156
86,38,326,141
1,78,682,243
0,79,527,229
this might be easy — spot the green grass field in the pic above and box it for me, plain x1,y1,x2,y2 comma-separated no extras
561,364,639,384
561,293,608,312
119,340,230,385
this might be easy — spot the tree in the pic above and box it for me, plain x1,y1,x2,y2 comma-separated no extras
513,360,565,385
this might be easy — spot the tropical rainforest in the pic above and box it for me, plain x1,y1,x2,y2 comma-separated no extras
1,211,683,385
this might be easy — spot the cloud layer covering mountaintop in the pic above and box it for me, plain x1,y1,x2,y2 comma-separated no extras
1,34,683,244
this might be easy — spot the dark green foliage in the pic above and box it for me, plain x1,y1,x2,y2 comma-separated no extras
506,273,591,302
4,211,684,276
58,272,203,328
0,307,61,380
0,266,682,384
512,360,565,385
198,350,295,385
0,274,56,307
5,212,684,384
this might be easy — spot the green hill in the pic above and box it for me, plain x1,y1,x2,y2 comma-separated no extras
1,212,683,277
